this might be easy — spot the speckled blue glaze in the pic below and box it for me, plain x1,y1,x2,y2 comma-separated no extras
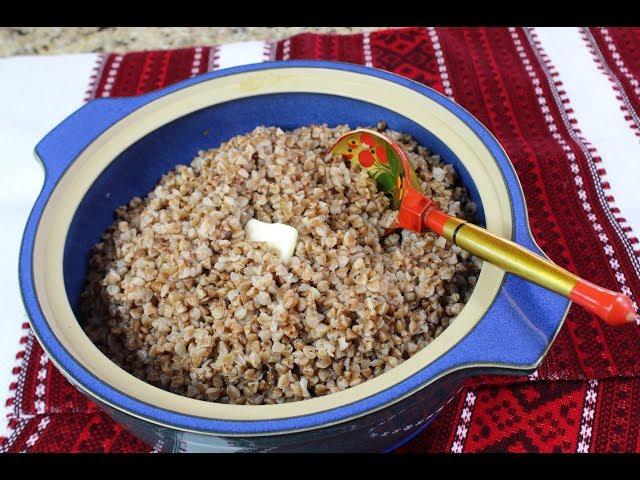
19,61,570,452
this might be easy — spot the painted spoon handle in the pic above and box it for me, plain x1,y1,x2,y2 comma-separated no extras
423,209,636,326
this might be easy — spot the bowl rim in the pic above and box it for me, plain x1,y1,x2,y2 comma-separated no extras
20,60,568,436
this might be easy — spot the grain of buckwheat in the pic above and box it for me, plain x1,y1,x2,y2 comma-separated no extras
82,123,481,405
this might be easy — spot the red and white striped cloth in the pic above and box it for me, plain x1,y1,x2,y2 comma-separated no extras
1,27,639,452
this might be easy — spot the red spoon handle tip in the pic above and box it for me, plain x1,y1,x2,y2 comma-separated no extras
570,280,637,326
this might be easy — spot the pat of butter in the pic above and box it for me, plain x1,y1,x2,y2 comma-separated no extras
246,219,298,263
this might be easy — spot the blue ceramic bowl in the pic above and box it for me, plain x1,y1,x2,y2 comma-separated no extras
20,61,570,452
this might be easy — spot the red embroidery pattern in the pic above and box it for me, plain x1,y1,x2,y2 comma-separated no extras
3,27,640,453
589,27,640,136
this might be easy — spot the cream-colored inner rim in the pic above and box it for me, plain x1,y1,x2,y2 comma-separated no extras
33,68,512,423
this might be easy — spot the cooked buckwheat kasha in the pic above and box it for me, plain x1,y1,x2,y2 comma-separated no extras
82,124,481,405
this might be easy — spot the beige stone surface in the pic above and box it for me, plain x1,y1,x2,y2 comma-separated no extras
0,27,388,57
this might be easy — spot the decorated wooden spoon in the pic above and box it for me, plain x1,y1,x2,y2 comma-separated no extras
329,128,637,326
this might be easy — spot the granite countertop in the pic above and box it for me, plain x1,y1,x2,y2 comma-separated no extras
0,27,384,57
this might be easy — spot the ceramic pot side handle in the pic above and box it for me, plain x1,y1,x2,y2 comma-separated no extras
34,96,149,181
423,209,637,326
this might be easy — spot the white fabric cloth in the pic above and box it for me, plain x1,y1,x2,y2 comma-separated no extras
0,53,100,432
0,28,638,438
535,28,640,249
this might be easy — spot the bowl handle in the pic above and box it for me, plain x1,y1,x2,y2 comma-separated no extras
34,96,151,182
455,276,570,373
